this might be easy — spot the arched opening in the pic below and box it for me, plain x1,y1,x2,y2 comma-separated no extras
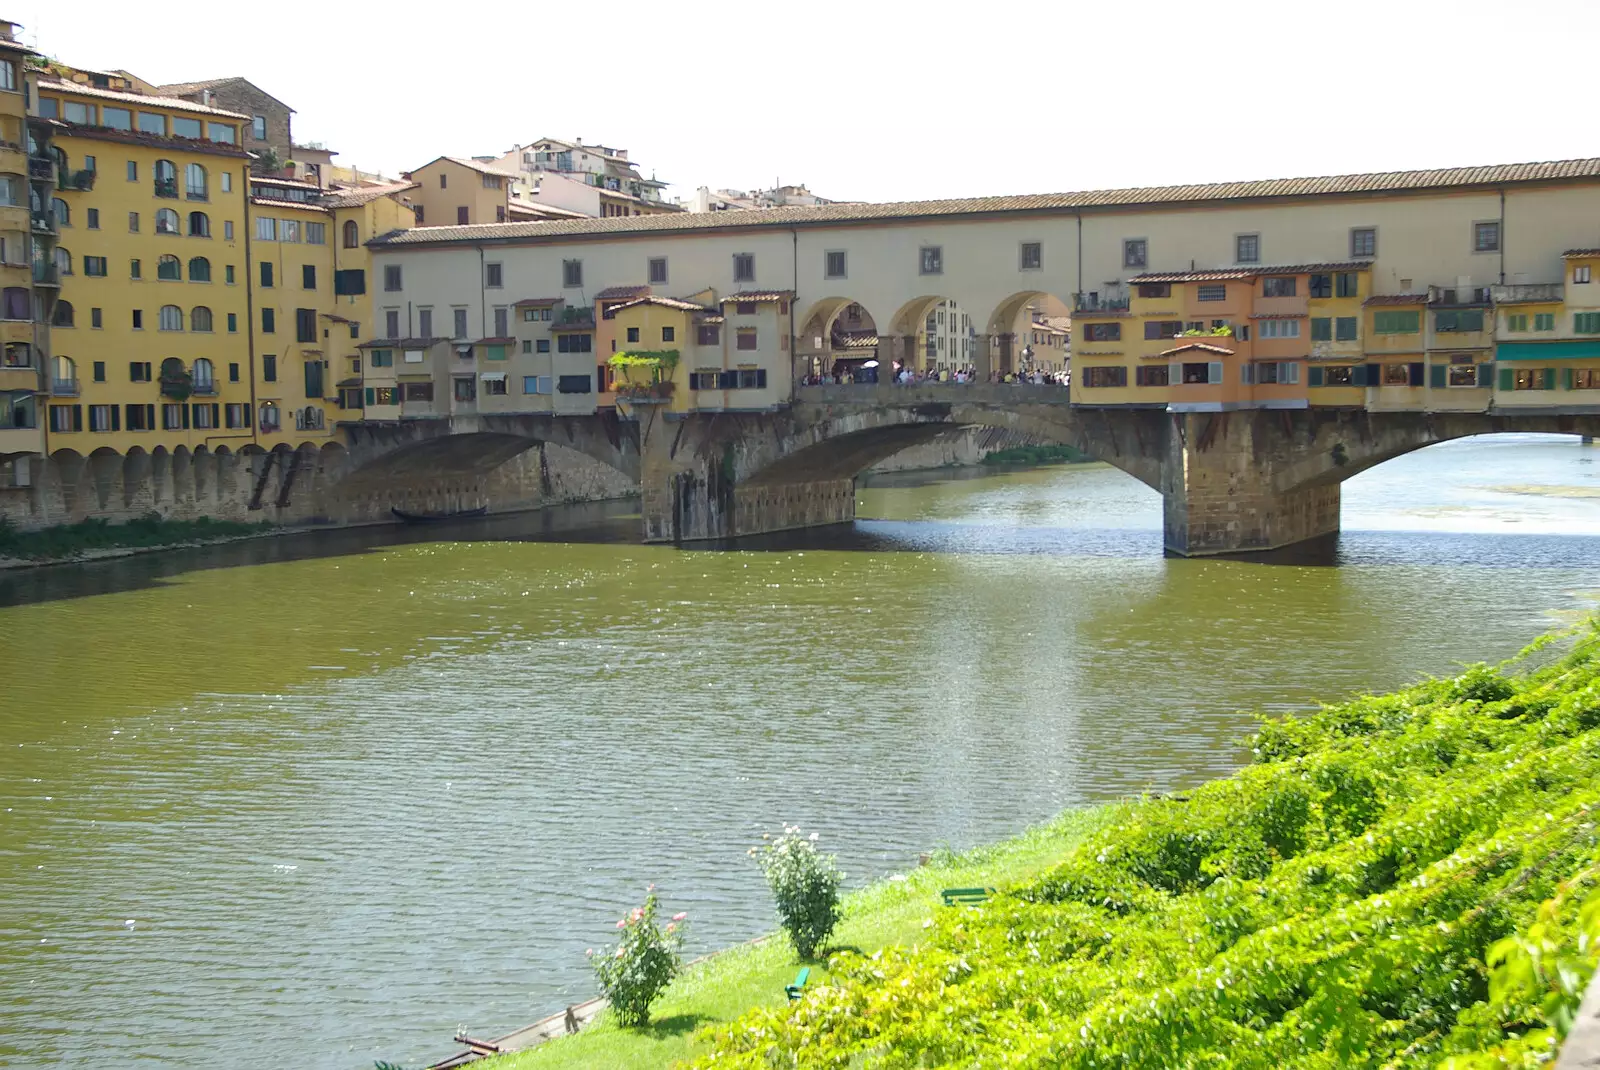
156,208,179,235
50,196,68,227
889,296,980,380
185,163,207,200
187,211,210,238
191,306,213,333
987,290,1074,379
796,297,883,383
188,256,211,282
51,299,74,328
158,254,182,281
88,446,121,511
154,160,177,198
342,219,359,248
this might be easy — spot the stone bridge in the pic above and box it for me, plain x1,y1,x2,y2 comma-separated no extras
623,384,1600,554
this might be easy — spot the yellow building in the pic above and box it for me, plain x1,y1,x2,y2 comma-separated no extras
35,69,255,455
2,18,44,480
1491,255,1600,409
404,156,515,227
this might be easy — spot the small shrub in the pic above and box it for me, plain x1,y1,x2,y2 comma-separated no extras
752,825,843,960
588,887,686,1027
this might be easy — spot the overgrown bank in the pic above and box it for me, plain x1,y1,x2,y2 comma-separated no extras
980,443,1087,466
0,515,274,562
690,624,1600,1068
484,620,1600,1069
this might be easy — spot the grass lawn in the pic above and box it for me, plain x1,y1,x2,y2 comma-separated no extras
484,803,1126,1070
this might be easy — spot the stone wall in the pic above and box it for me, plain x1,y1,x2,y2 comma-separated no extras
867,426,1033,472
0,441,636,533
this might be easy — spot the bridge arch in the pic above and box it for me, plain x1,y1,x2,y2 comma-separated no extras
797,297,883,382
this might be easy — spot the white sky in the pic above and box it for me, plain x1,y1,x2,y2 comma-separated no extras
23,0,1600,206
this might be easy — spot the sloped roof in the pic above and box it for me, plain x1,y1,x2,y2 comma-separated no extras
156,76,295,112
724,290,795,303
1363,293,1429,306
407,156,520,179
370,157,1600,249
1131,262,1371,283
595,284,651,300
321,181,418,208
36,78,250,119
1160,342,1236,357
611,295,716,313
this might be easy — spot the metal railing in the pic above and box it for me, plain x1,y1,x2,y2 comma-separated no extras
30,211,55,234
1074,291,1131,313
28,156,53,181
51,378,79,397
1491,283,1564,304
154,179,178,199
58,168,94,192
190,380,218,396
31,262,59,285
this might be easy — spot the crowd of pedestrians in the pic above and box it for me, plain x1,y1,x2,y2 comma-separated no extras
800,364,1069,387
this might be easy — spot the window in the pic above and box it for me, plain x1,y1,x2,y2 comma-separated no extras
124,403,153,431
159,305,183,331
51,196,70,228
482,376,508,396
294,308,316,343
418,308,433,338
1507,313,1529,332
207,123,235,145
53,247,73,276
1473,221,1500,252
522,375,553,395
1262,277,1296,298
252,114,267,140
152,255,180,283
1084,322,1121,342
1143,320,1183,340
736,328,758,351
1082,366,1128,388
1535,313,1556,331
1335,316,1358,341
1577,313,1600,334
562,259,583,288
333,268,364,295
49,405,82,433
556,333,593,353
1351,227,1377,258
224,402,248,428
626,326,640,343
1136,365,1169,387
1196,284,1226,302
493,307,508,336
0,176,14,207
191,358,215,391
258,261,273,288
87,208,99,230
1136,283,1169,299
453,308,468,338
127,211,140,233
256,217,276,241
661,326,675,343
298,221,322,245
1322,365,1355,386
63,101,91,124
1310,317,1332,341
131,309,143,329
1020,242,1042,270
52,299,76,327
918,246,942,275
189,257,210,282
228,313,237,333
84,255,107,277
1511,367,1554,391
697,323,721,346
185,163,207,200
157,402,183,430
557,374,592,394
1123,239,1147,269
156,208,180,235
485,262,503,289
1336,273,1359,299
342,220,359,249
304,357,325,399
0,59,12,91
229,362,240,383
91,308,103,329
191,306,213,332
1571,265,1592,285
189,402,215,429
647,257,668,285
302,265,316,290
370,349,394,368
1374,309,1420,334
279,220,299,243
1308,274,1332,299
262,307,276,333
221,173,231,194
733,253,756,282
0,287,25,319
91,361,106,383
1258,319,1301,339
154,159,177,198
126,160,139,182
1436,309,1485,333
1574,369,1600,389
1235,234,1259,263
257,354,276,384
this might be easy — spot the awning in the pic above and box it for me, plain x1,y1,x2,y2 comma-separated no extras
1496,340,1600,361
480,372,507,381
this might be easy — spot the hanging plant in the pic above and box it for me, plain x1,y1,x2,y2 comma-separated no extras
159,366,193,401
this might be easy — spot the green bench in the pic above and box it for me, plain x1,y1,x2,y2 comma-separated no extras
785,966,810,1001
940,886,995,907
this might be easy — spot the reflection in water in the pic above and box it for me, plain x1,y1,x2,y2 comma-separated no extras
1,435,1597,1069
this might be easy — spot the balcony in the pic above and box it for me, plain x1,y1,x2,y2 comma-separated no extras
0,424,42,455
27,156,53,182
29,211,55,235
57,168,95,192
31,262,59,287
1491,283,1563,305
1428,284,1493,307
154,179,178,199
51,378,80,397
190,379,218,397
1074,289,1131,314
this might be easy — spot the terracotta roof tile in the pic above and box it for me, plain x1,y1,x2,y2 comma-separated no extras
1563,249,1600,258
1132,261,1371,283
37,78,251,118
250,197,331,213
595,284,651,300
1363,293,1429,306
611,295,716,313
473,336,516,345
723,290,795,303
1161,342,1235,357
513,297,563,307
370,157,1600,249
320,181,418,209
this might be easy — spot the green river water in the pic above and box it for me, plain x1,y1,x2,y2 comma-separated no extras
2,434,1599,1068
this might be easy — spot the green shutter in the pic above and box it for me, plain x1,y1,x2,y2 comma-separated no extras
1310,317,1332,341
365,387,375,406
1463,310,1484,332
1431,363,1448,388
1308,366,1324,387
1564,367,1574,390
1498,366,1514,391
1477,363,1492,388
1543,368,1556,390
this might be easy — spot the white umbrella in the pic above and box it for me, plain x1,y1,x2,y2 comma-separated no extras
860,360,879,368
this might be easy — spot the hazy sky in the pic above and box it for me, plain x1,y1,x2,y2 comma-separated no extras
24,0,1600,205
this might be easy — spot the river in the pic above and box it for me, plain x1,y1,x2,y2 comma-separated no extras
3,433,1598,1069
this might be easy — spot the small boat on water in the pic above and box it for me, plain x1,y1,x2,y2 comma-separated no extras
391,506,489,524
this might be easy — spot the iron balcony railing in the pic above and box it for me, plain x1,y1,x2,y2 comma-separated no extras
1073,291,1131,313
190,380,218,396
51,378,80,397
30,211,55,234
57,168,95,192
31,262,59,286
154,179,178,198
28,156,53,181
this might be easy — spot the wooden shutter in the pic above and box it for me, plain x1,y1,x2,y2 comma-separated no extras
1308,366,1323,387
1542,367,1556,390
1407,362,1423,386
1477,363,1493,388
181,403,190,429
109,405,120,432
1364,363,1381,387
1497,367,1513,391
1563,367,1574,391
1207,361,1223,384
1430,364,1447,388
211,403,221,426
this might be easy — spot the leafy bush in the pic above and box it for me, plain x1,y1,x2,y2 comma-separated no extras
588,888,686,1027
752,825,844,960
692,621,1600,1069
